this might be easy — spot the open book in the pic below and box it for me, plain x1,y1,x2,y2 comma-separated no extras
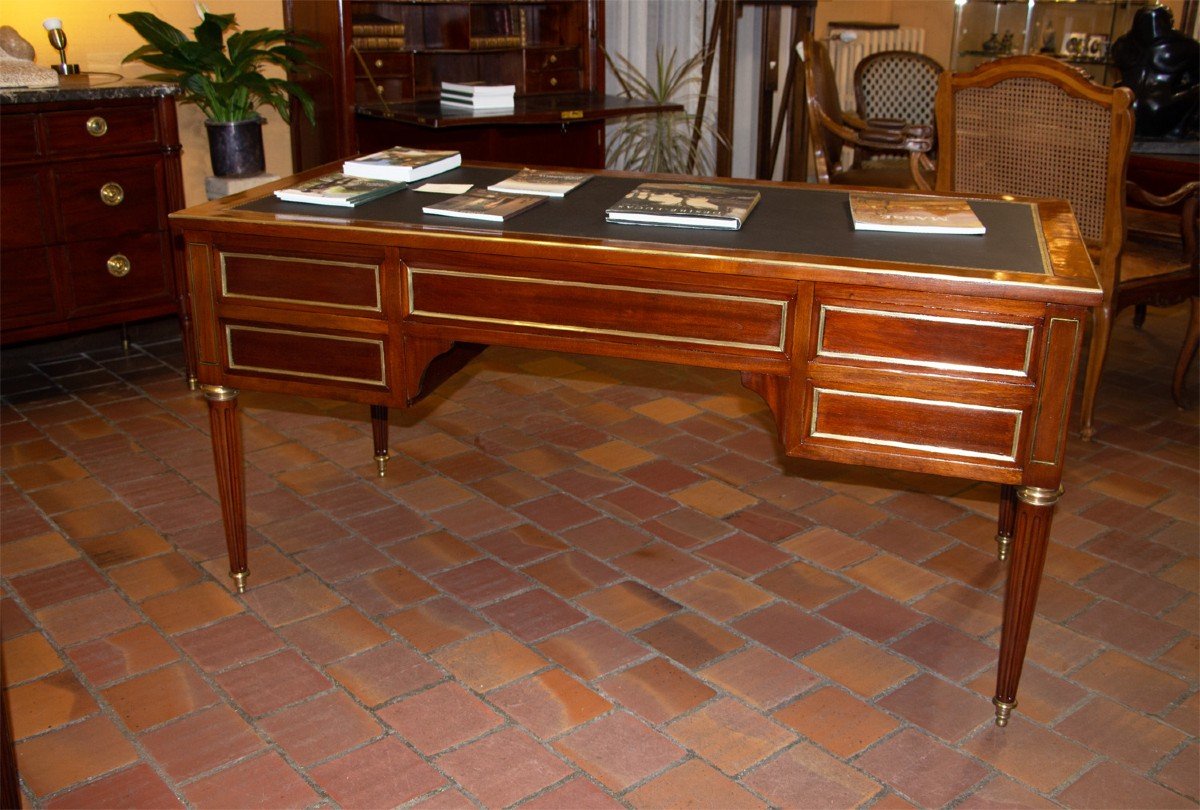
605,182,761,230
849,193,986,235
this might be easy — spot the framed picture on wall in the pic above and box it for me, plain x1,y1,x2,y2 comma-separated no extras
1060,31,1086,57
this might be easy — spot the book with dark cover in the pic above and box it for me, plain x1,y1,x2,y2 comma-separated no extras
343,146,462,183
422,188,546,222
273,173,405,207
849,193,986,235
605,182,761,230
487,169,592,197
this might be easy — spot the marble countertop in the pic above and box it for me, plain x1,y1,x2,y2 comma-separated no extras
0,74,178,105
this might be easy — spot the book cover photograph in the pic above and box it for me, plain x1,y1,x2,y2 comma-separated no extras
605,182,761,230
849,193,986,235
422,188,546,222
343,146,462,183
273,173,405,207
487,169,593,197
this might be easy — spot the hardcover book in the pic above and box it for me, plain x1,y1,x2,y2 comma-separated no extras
440,81,517,97
605,182,761,230
343,146,462,183
849,193,986,235
487,169,593,198
422,188,546,222
273,173,405,207
440,95,515,111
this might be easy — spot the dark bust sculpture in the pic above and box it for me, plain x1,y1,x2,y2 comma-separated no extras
1111,5,1199,138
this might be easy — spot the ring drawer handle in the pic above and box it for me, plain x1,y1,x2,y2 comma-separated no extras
548,53,558,64
86,116,108,137
374,58,384,68
549,77,558,86
107,254,131,278
100,182,125,206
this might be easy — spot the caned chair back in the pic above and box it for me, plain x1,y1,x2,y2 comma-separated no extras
854,50,943,127
934,56,1133,248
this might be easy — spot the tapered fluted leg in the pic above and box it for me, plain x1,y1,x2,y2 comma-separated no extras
371,405,389,477
993,485,1061,726
203,386,248,593
995,484,1018,561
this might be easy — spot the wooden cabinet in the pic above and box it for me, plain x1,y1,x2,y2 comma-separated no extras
0,81,185,345
286,0,669,170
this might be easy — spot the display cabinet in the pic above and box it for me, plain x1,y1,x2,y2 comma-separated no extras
285,0,670,170
951,0,1149,85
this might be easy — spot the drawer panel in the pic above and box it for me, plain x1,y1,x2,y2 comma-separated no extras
817,305,1034,377
356,50,414,75
524,68,580,93
808,386,1022,464
43,105,161,155
1,246,60,325
525,47,581,71
1,171,53,248
65,232,173,315
220,251,383,313
54,157,164,240
0,113,40,162
356,76,416,104
408,266,788,354
225,324,388,387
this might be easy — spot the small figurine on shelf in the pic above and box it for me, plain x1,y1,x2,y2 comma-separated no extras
982,32,1002,54
1000,30,1014,54
1040,22,1057,54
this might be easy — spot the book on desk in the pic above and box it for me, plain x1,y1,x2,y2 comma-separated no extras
605,181,761,230
343,146,462,183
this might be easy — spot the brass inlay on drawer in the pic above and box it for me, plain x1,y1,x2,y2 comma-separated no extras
106,254,131,278
817,305,1034,376
809,388,1023,462
219,252,382,312
99,182,124,206
408,267,788,352
225,325,387,386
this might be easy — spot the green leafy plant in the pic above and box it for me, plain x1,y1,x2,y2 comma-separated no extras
119,8,317,124
604,47,727,176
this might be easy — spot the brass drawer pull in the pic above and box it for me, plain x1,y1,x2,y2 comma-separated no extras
100,182,125,206
86,116,108,137
374,58,384,68
548,53,558,64
549,77,558,87
107,254,131,278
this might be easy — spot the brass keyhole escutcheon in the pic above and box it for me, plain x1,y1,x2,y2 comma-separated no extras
86,116,108,137
100,182,125,206
107,254,131,278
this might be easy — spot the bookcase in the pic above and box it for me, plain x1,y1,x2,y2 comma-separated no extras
286,0,662,171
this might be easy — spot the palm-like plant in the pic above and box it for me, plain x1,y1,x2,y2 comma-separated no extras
119,9,316,125
604,47,727,176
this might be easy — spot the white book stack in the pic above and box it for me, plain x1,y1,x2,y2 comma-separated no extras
440,81,516,111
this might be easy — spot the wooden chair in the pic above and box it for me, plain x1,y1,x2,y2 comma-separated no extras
853,49,943,166
801,35,933,189
929,55,1199,441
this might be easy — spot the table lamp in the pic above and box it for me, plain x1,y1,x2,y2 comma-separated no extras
43,18,80,75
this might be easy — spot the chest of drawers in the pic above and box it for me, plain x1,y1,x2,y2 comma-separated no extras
0,80,185,345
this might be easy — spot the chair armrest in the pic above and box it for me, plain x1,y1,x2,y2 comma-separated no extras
1127,180,1199,211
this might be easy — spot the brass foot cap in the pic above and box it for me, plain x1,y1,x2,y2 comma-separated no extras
992,696,1017,727
995,533,1012,562
230,570,249,594
374,453,389,478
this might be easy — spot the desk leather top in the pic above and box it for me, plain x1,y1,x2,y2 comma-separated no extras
237,166,1052,277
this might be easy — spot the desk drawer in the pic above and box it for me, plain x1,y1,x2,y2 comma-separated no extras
65,231,173,315
218,250,384,315
407,264,788,356
1,114,40,162
223,323,388,389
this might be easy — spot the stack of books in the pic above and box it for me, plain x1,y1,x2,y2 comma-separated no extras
440,81,516,111
342,146,462,183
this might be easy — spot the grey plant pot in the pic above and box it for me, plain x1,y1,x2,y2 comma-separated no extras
205,118,266,178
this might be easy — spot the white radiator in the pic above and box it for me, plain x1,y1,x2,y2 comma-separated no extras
827,27,926,112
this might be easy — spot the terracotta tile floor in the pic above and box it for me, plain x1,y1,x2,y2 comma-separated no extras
2,305,1196,809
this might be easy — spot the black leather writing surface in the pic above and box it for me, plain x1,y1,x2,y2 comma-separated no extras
238,167,1050,276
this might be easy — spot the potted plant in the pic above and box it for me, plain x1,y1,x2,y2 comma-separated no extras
119,8,317,178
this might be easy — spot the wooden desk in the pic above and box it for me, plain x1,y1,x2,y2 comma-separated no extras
171,165,1101,726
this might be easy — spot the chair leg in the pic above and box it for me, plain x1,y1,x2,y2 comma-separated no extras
1133,303,1147,329
1079,304,1114,441
1172,296,1200,408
